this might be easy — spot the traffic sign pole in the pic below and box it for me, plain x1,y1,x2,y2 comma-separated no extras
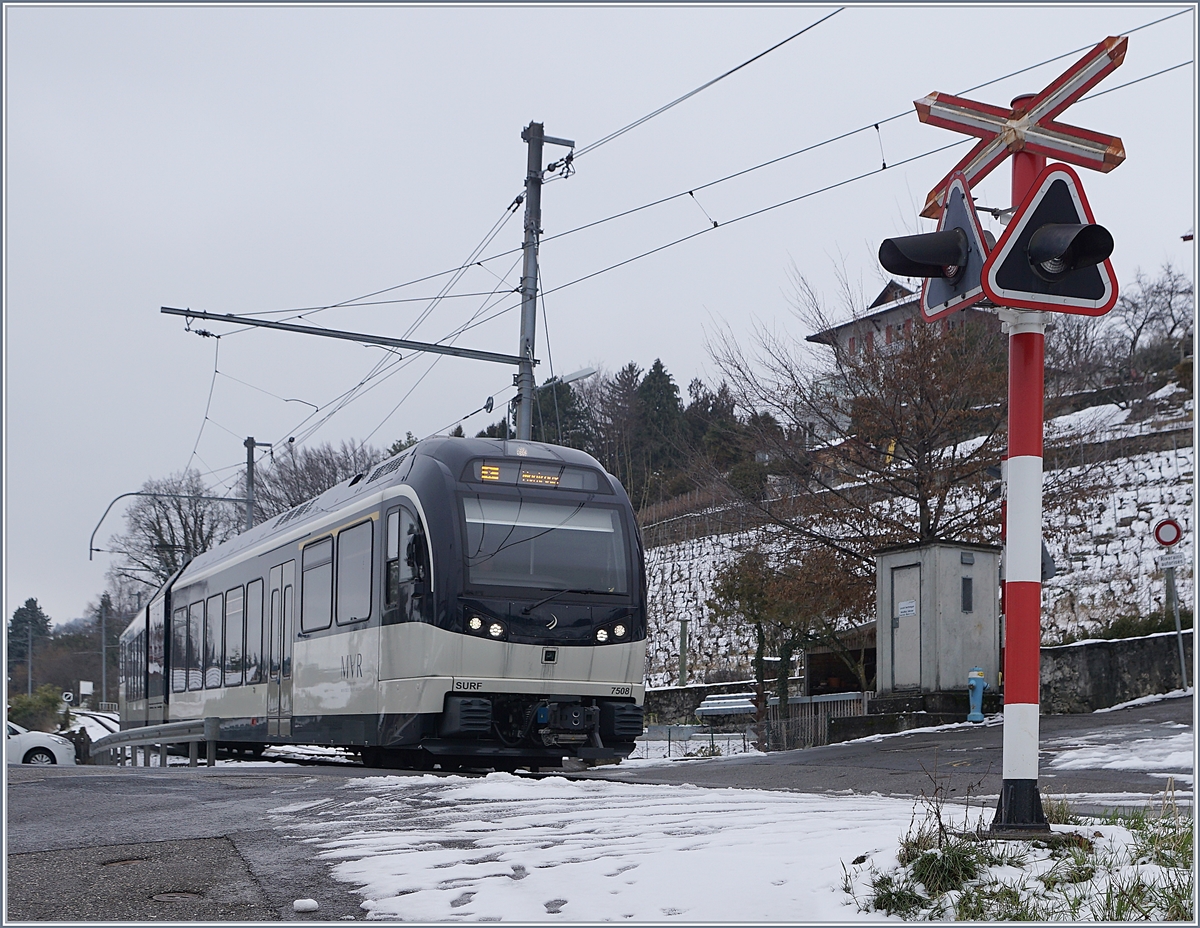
1154,518,1189,690
1165,565,1189,691
993,143,1052,833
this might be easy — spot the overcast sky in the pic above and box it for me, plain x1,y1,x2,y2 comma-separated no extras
4,3,1195,627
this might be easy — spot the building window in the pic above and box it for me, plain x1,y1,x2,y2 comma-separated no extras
962,576,974,613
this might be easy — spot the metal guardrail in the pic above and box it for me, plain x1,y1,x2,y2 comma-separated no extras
88,717,220,767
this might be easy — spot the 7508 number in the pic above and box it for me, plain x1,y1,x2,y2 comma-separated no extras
609,685,632,696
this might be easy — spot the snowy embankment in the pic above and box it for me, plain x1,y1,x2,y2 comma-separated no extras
643,409,1193,686
267,769,1192,922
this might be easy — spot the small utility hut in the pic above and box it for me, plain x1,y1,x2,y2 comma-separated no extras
875,542,1001,697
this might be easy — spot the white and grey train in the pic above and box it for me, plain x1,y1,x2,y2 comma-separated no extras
117,437,647,769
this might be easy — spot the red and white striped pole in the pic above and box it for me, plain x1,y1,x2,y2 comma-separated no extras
993,128,1051,831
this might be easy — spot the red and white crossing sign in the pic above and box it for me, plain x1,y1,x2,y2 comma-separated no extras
981,163,1118,315
1154,518,1183,547
916,36,1127,218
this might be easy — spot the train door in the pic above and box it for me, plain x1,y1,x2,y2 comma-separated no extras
267,561,296,738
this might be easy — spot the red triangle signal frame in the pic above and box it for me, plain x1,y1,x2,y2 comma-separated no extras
920,171,992,322
981,162,1118,315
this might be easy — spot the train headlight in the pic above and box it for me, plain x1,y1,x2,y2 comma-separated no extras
468,616,483,632
613,624,627,638
488,622,505,638
595,628,609,643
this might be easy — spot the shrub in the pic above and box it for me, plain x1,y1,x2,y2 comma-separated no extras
7,684,64,731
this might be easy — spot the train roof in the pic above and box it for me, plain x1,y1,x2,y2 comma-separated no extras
172,437,613,587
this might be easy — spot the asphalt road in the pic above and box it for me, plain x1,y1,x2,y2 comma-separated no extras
5,696,1192,921
584,696,1195,814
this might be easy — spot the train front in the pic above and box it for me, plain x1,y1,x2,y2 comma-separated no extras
398,437,647,769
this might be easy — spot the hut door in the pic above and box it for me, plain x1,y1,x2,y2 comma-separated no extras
891,564,921,690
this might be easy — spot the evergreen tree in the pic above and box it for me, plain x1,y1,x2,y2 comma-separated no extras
8,598,51,663
387,432,420,456
532,377,593,449
636,359,684,464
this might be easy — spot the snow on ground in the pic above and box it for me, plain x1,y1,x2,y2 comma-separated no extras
1049,731,1195,780
65,712,119,742
1042,445,1193,634
1094,686,1194,713
270,771,1194,922
276,773,922,922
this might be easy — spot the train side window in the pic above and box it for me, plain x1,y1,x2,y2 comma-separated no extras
171,607,188,693
385,508,415,607
337,521,373,624
301,539,333,632
137,631,147,701
224,586,244,686
149,603,165,699
187,601,203,691
245,579,264,684
204,594,223,689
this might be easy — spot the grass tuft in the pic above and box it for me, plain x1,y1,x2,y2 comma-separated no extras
868,871,926,917
852,802,1194,921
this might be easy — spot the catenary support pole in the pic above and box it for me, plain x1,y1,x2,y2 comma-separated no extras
244,437,256,531
101,598,108,706
992,136,1051,833
515,122,545,441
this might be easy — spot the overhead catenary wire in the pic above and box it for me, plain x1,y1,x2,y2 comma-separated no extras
207,8,1189,327
573,8,844,159
450,137,974,339
192,37,1190,489
182,10,1190,486
182,336,221,476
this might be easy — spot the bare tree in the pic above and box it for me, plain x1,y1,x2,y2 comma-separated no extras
106,470,241,589
251,439,384,520
711,274,1009,554
1045,314,1111,397
1110,263,1195,378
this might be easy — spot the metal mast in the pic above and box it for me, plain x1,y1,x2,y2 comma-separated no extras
515,122,572,441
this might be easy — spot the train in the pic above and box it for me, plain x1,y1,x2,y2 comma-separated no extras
117,436,647,769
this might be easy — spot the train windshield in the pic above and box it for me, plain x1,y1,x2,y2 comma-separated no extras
461,495,630,594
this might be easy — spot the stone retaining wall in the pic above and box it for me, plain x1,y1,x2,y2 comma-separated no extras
1040,628,1193,714
645,632,1193,724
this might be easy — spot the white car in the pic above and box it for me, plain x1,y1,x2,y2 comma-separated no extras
6,722,78,765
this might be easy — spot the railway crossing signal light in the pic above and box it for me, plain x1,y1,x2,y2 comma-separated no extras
879,228,967,279
1026,223,1113,283
878,172,992,321
982,163,1118,316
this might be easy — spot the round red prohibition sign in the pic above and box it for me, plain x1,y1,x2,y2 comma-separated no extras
1153,518,1183,547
